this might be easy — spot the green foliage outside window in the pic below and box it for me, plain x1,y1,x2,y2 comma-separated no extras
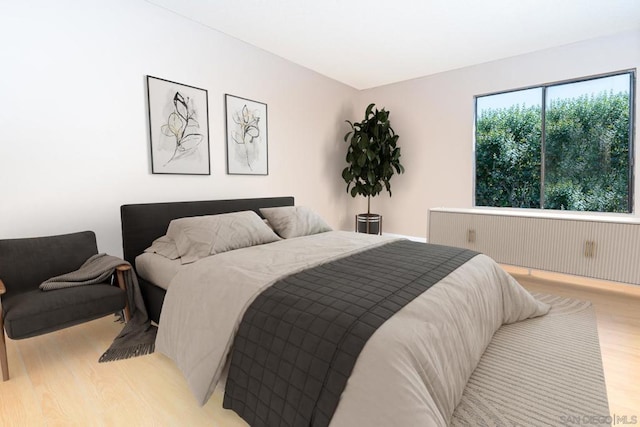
475,105,541,208
475,91,631,212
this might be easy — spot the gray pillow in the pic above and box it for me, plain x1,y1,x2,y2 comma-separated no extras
259,206,332,239
166,211,281,264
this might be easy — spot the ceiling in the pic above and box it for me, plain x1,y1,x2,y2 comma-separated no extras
146,0,640,90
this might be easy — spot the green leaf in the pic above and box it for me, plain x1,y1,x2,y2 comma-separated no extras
367,170,375,184
358,136,368,150
365,103,375,118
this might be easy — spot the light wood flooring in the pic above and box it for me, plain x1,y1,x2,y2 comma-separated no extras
1,269,639,426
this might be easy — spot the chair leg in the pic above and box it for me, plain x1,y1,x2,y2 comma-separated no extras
0,306,9,381
116,268,131,322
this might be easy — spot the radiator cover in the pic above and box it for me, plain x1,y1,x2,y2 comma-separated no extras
428,208,640,285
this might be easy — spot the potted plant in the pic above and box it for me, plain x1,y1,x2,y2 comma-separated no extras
342,103,404,234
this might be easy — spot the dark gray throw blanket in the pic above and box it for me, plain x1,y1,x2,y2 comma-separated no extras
40,253,157,362
223,240,479,427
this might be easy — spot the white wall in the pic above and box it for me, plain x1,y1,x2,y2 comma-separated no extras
0,1,357,255
352,31,640,239
2,3,637,252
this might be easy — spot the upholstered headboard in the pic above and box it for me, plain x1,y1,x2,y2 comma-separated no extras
120,197,295,265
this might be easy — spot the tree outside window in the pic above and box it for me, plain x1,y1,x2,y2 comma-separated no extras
475,72,634,213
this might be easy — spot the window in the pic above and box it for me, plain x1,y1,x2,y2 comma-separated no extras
474,71,635,213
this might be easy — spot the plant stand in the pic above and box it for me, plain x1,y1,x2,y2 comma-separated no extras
355,213,382,235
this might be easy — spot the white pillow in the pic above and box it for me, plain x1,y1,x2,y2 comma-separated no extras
259,206,332,239
166,211,281,264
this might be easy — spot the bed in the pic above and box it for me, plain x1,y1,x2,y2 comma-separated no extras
121,197,296,323
121,197,550,426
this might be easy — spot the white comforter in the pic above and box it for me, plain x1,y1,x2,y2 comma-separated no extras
154,231,549,426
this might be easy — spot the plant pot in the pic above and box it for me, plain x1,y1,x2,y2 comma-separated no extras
356,213,382,235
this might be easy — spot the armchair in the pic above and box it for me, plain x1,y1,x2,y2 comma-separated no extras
0,231,129,381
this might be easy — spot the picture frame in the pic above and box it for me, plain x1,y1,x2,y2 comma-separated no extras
146,76,210,175
225,94,269,175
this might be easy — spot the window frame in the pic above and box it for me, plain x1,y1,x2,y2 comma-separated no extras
473,69,636,213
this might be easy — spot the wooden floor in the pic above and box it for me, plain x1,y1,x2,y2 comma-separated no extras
1,269,639,426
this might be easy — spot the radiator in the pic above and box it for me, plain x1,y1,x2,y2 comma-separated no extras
428,208,640,285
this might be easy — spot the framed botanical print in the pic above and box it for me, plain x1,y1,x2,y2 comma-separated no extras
225,94,268,175
147,76,210,175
